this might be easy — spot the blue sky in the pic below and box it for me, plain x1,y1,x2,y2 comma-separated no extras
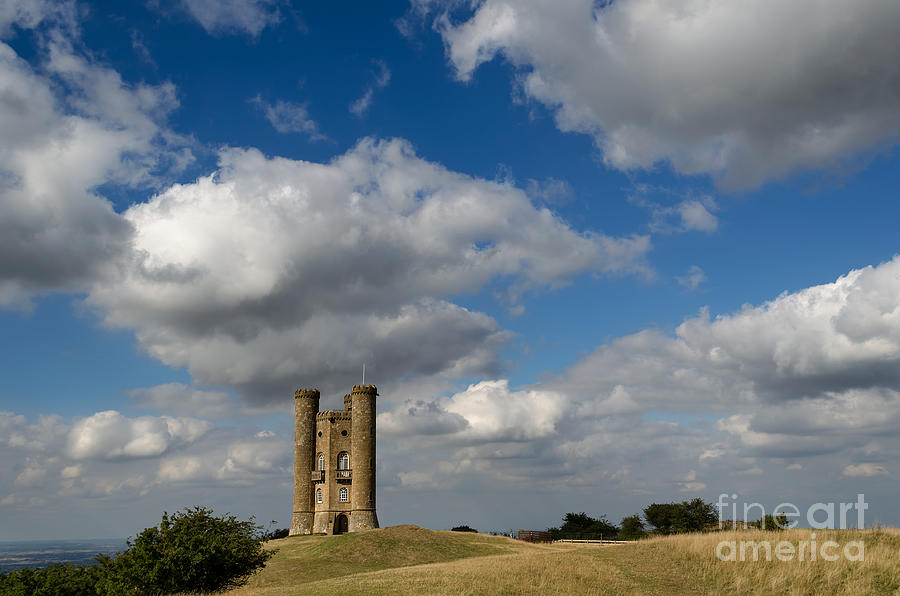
2,0,900,540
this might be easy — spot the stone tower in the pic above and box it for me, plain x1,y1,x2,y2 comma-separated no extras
290,384,379,535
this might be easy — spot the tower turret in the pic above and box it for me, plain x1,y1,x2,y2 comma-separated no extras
290,388,320,535
349,384,379,531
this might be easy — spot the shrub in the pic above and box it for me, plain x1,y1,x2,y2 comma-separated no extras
451,525,478,533
0,563,105,596
102,506,274,594
619,514,647,540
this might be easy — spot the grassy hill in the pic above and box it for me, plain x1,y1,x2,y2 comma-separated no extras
232,526,900,595
231,525,547,594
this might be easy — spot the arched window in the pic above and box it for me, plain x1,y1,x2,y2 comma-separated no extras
338,452,349,470
339,487,349,502
316,488,322,503
317,453,324,471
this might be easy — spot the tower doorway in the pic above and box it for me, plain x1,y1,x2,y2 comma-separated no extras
334,514,348,535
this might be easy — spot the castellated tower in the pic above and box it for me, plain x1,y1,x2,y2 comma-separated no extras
289,384,379,535
290,388,320,536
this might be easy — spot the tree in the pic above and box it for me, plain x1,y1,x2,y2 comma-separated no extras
672,498,718,532
550,512,619,539
451,525,478,532
750,513,790,530
643,503,679,534
619,514,647,540
104,506,274,594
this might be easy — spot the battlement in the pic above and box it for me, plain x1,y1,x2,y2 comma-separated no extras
350,384,377,395
316,410,352,421
295,388,320,399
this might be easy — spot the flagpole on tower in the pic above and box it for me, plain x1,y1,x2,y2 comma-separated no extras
362,363,366,385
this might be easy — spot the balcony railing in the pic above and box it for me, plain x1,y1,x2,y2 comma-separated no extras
336,469,352,479
311,470,324,482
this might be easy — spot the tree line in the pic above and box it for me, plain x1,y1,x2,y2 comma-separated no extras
548,497,720,540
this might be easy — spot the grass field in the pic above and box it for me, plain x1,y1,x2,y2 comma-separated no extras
230,525,900,595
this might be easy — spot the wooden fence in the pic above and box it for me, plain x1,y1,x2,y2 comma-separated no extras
517,530,553,543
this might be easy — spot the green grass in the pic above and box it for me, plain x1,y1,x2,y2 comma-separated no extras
232,525,545,594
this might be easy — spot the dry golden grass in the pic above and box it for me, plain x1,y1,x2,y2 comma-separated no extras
646,527,900,595
229,526,900,595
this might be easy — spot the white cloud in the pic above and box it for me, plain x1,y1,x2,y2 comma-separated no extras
444,380,566,441
375,257,900,506
0,33,190,308
67,410,211,460
677,201,718,232
678,471,706,492
630,190,718,234
14,458,47,487
525,177,573,205
0,0,74,35
560,256,900,415
843,463,888,477
431,0,900,188
252,96,326,139
87,138,649,401
180,0,281,36
60,464,82,479
350,60,392,117
677,265,707,291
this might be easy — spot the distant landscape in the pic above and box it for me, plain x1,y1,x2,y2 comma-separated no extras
0,539,125,573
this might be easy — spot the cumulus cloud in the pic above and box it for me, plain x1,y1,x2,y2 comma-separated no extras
444,380,565,440
429,0,900,188
88,138,650,402
560,256,900,413
67,410,211,460
374,256,900,504
180,0,281,36
0,30,190,308
1,407,296,511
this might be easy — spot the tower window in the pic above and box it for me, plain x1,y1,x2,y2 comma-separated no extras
339,487,349,502
317,454,324,471
338,452,350,470
316,488,322,503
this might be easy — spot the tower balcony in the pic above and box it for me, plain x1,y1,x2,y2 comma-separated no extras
336,469,352,480
311,470,324,482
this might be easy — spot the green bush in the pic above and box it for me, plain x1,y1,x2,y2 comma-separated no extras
104,506,274,594
451,525,478,533
0,563,105,596
0,507,274,595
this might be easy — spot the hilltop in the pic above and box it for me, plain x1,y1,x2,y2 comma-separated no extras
231,526,900,595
